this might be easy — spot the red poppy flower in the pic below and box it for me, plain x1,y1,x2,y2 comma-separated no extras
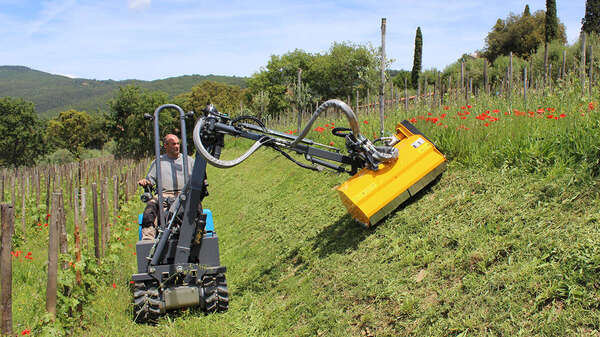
547,115,554,119
492,109,500,113
130,281,135,284
409,117,417,123
329,141,334,146
461,106,466,110
484,123,489,127
21,329,31,335
46,214,51,219
460,116,467,120
559,113,566,118
467,105,472,109
363,120,369,124
440,113,447,119
133,252,137,256
314,127,325,132
112,283,117,288
443,106,449,110
536,108,545,114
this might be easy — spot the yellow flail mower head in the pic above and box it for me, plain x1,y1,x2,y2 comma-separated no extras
192,99,446,227
336,121,446,226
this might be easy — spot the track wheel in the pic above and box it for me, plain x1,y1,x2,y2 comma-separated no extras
202,273,229,313
132,282,162,324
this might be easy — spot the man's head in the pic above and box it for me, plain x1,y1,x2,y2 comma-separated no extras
163,134,180,159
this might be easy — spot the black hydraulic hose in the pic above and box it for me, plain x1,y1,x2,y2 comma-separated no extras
231,115,267,130
148,193,184,266
150,226,172,266
268,143,319,172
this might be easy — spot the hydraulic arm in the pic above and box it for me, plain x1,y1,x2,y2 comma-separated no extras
193,99,447,226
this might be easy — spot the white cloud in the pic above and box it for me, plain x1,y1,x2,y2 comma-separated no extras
128,0,151,10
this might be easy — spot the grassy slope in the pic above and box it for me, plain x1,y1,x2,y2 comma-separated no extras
76,146,600,336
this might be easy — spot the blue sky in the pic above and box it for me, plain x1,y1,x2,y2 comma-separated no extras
0,0,587,81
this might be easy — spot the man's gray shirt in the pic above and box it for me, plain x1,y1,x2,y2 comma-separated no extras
146,154,194,194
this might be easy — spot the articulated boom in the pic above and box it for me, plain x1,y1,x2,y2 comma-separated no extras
194,99,447,226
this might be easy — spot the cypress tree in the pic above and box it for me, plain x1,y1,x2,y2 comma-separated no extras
545,0,559,42
582,0,600,34
411,27,422,89
523,4,531,17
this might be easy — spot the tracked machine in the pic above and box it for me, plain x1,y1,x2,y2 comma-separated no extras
132,99,446,323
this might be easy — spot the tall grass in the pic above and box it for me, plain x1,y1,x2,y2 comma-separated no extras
264,75,600,179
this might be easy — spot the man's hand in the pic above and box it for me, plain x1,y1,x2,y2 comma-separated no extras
138,178,152,187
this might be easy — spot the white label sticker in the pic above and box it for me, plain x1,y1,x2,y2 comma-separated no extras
411,138,425,148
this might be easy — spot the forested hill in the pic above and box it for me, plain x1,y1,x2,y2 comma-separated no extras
0,65,247,118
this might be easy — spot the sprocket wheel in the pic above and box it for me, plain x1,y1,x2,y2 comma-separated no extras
202,273,229,313
132,282,162,324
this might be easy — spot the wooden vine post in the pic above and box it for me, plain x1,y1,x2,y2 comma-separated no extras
81,187,88,249
58,193,68,270
46,193,60,321
581,32,587,97
379,17,386,137
92,183,101,261
1,204,14,335
20,175,25,239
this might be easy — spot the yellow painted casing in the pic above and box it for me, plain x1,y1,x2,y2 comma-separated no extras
336,121,447,227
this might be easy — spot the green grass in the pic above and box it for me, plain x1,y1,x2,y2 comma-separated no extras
8,82,600,336
71,150,599,336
